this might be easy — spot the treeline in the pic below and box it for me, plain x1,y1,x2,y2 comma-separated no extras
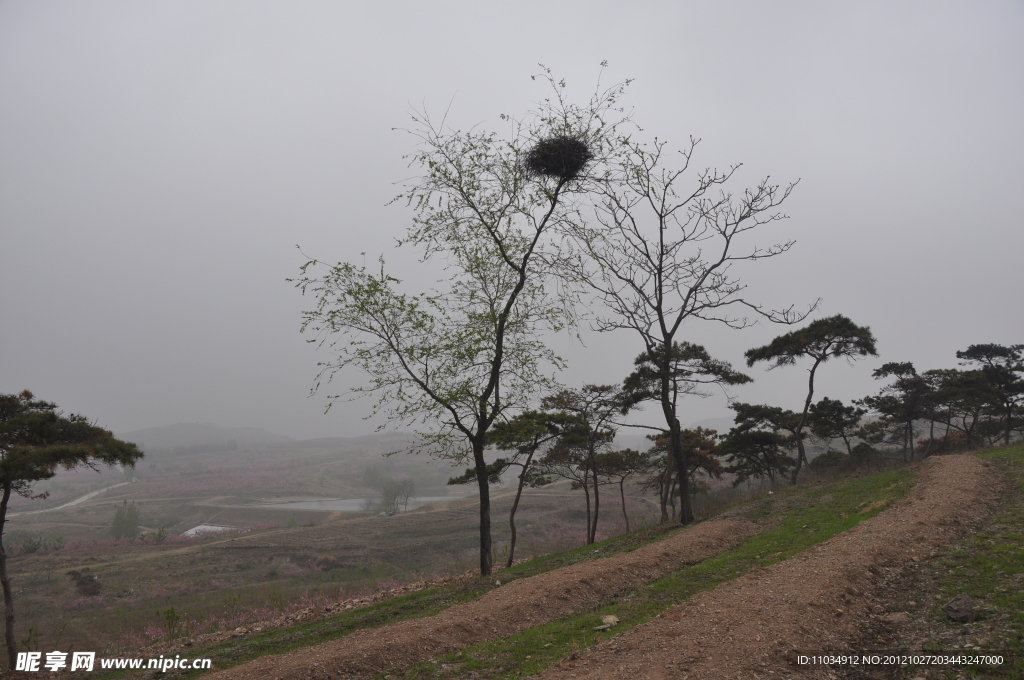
361,466,416,515
451,331,1021,567
724,342,1024,484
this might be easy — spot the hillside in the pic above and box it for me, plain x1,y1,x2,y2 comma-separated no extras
171,453,1002,679
7,448,1021,678
118,423,295,449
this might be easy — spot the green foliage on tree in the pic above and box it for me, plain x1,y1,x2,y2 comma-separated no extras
111,499,139,539
293,70,629,576
956,343,1024,446
858,362,931,459
850,442,881,469
639,427,723,522
380,478,415,513
746,314,877,483
455,410,567,567
855,346,1023,458
808,397,865,456
719,402,799,488
537,386,622,545
618,344,750,524
0,390,142,669
921,368,992,449
808,449,849,472
620,343,752,408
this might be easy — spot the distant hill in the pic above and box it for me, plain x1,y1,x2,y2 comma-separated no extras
118,423,293,450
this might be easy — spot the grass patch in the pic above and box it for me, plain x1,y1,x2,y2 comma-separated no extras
379,467,916,679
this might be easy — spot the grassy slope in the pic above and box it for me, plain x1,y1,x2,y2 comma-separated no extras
84,463,921,679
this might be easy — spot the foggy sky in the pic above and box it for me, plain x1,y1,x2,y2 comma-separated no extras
2,1,1022,440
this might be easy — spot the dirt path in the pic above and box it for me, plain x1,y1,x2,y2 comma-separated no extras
203,518,759,680
7,481,133,517
536,454,997,679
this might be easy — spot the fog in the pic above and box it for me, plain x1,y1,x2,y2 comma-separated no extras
2,2,1022,441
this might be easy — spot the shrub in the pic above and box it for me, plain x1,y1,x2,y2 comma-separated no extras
67,570,102,596
21,535,43,554
851,442,880,468
157,606,182,641
810,450,850,472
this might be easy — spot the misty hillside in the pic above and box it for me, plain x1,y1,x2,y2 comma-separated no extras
118,422,294,450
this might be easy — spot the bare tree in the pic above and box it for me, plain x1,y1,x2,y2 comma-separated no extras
570,137,811,524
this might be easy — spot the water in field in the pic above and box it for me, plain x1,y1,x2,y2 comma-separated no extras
254,496,466,512
182,523,240,537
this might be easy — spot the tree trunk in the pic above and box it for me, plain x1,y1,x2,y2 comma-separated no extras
658,460,671,522
1,484,16,670
791,435,807,484
928,413,935,454
619,479,631,533
582,468,592,545
588,448,600,544
472,439,493,576
668,417,693,524
654,340,694,525
790,358,822,485
1006,404,1013,447
506,454,534,569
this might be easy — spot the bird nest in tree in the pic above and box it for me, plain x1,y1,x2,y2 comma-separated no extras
524,135,593,181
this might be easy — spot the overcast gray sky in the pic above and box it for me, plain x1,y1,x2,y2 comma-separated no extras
2,1,1022,440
